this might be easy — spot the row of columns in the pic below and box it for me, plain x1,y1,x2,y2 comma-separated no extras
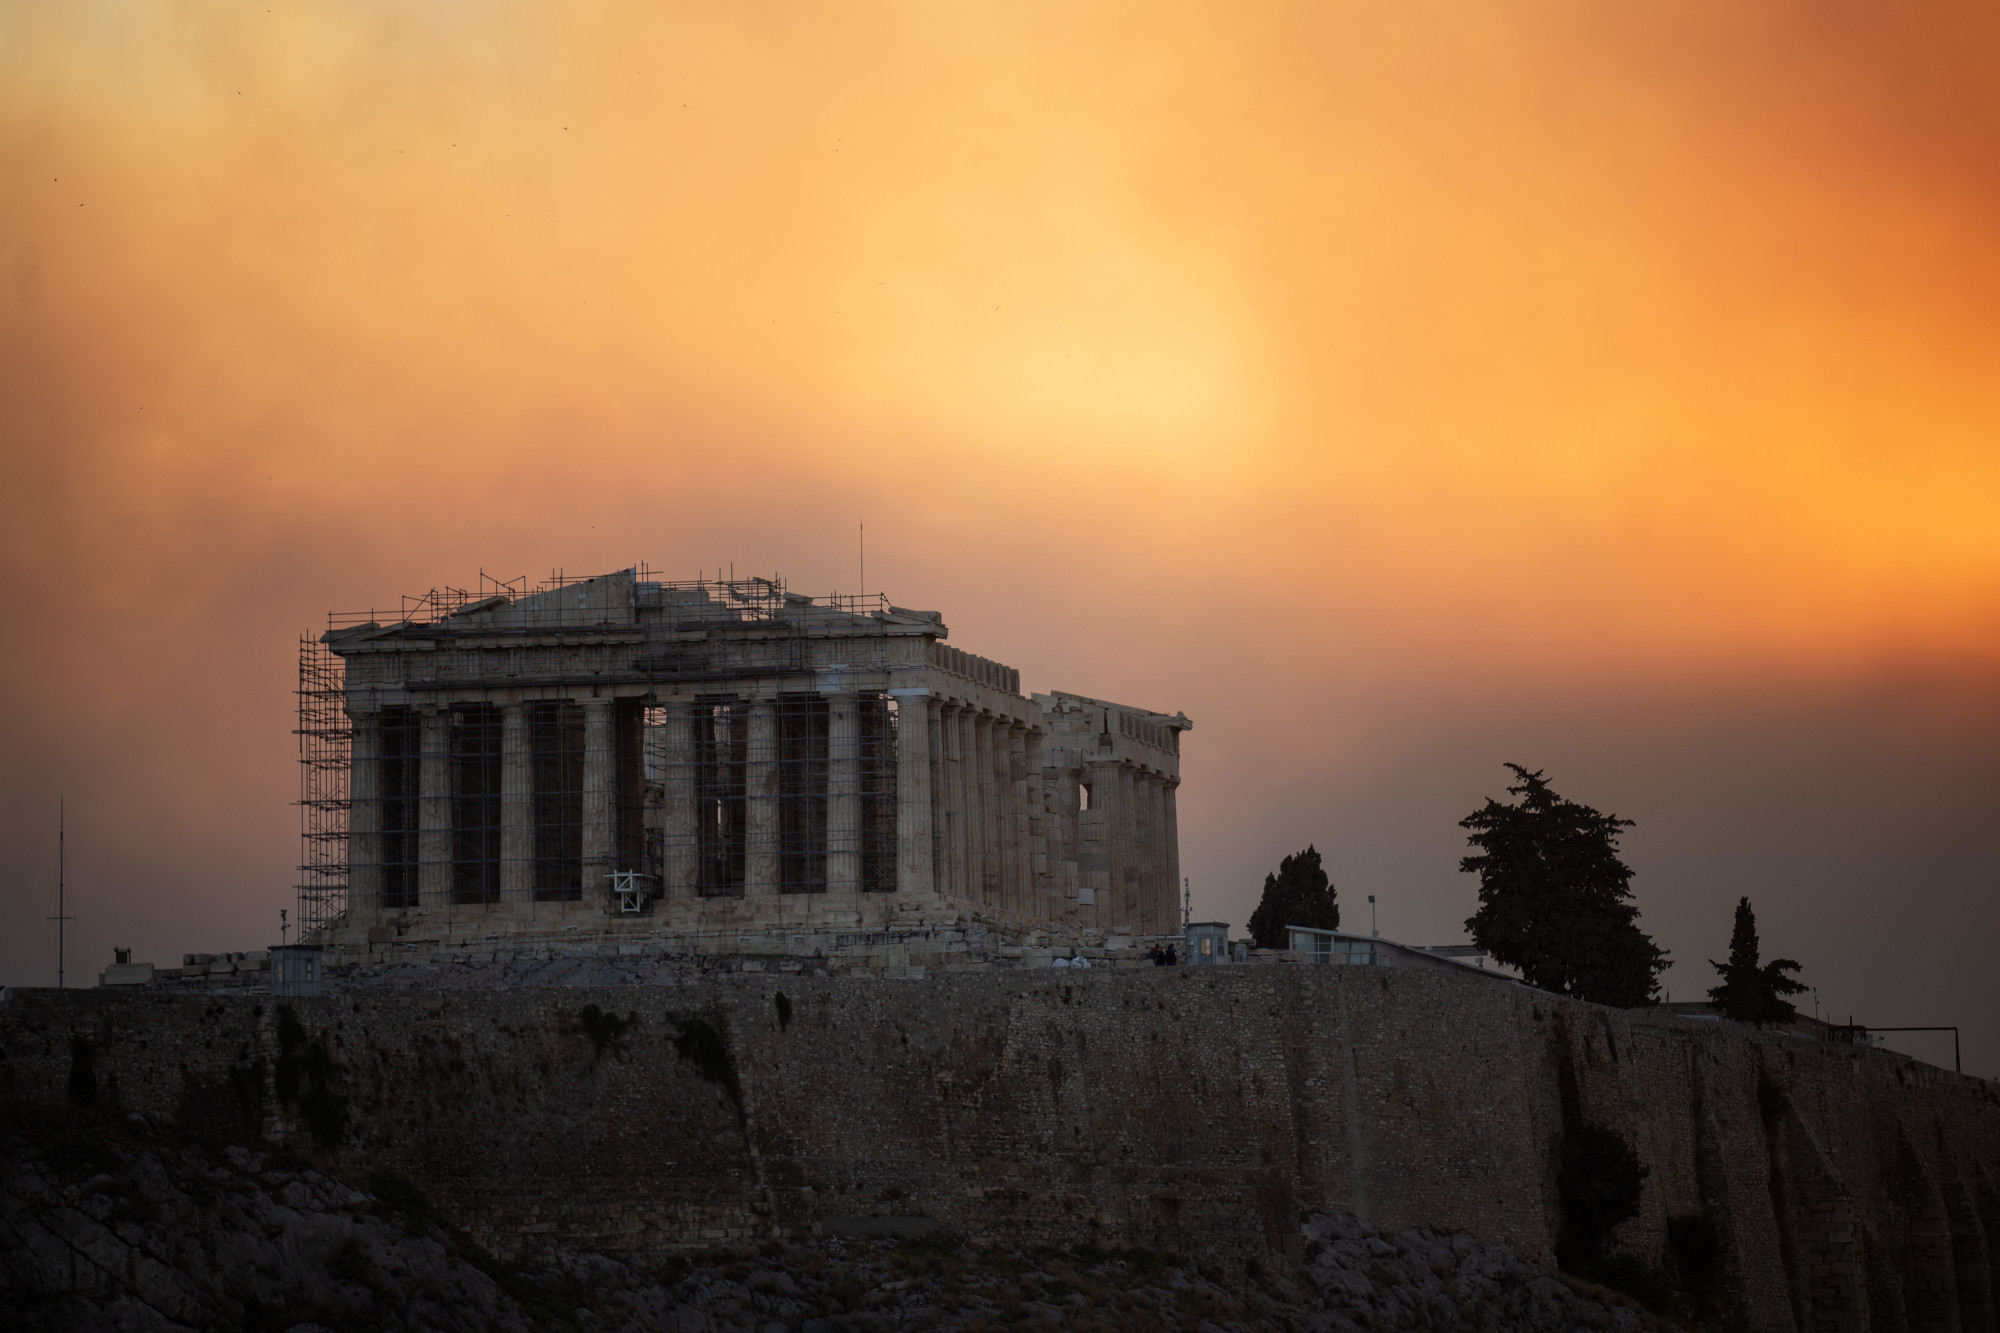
653,694,888,897
350,699,617,909
349,690,1179,932
1106,763,1180,936
353,694,919,909
927,700,1047,921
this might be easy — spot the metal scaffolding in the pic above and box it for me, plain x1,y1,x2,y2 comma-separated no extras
312,572,906,919
295,635,350,937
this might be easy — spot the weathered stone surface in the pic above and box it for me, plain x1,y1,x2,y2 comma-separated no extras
4,964,1997,1332
0,1107,531,1332
0,1105,1677,1332
326,571,1193,947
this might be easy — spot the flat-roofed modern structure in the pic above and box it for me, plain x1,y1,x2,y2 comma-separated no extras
1283,926,1514,982
298,569,1189,950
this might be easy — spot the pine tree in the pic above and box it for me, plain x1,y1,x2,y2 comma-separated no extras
1246,845,1340,950
1707,896,1805,1024
1461,765,1667,1008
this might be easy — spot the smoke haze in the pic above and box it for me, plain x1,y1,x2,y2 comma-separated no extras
3,1,1995,1070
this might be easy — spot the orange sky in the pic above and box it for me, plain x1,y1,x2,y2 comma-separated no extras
3,1,1996,1067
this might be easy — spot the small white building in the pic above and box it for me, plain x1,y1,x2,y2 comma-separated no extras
1283,926,1516,984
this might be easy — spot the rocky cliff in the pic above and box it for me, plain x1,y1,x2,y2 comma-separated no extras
1,1101,1674,1332
2,963,1995,1332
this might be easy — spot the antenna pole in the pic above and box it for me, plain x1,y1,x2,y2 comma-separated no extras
1183,876,1191,931
52,798,72,989
860,522,865,594
1369,894,1378,938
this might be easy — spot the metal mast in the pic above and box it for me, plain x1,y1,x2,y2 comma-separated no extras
53,798,71,988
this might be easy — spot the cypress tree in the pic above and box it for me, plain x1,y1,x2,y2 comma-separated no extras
1247,845,1340,949
1707,896,1805,1024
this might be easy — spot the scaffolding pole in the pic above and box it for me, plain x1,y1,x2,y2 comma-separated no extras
296,635,350,938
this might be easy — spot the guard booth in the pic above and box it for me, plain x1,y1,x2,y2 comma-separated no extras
271,945,323,997
1185,921,1231,964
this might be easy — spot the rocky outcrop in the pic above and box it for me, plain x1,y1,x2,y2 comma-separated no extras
0,1105,527,1332
2,1102,1676,1332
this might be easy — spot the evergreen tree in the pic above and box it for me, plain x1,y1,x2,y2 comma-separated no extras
1461,765,1667,1007
1247,845,1340,950
1707,896,1805,1024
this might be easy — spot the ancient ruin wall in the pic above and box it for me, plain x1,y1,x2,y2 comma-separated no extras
4,967,1997,1333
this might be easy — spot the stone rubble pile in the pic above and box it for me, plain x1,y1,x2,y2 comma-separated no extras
1297,1211,1663,1333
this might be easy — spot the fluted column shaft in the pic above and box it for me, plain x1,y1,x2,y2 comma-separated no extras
500,705,533,902
745,699,780,894
1086,758,1119,928
1003,723,1028,920
893,690,934,897
940,705,965,901
827,693,861,894
973,713,998,907
662,701,699,896
1145,774,1167,934
418,707,451,907
958,709,979,902
1117,764,1139,932
347,710,382,913
581,699,615,901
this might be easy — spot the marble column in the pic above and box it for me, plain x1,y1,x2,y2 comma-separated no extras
962,707,983,903
939,704,965,901
745,698,780,894
500,704,532,903
418,706,451,908
1164,777,1182,936
974,713,998,907
581,699,615,901
891,690,934,897
827,692,860,895
1144,764,1160,928
347,710,382,913
1145,774,1168,934
1023,729,1055,921
1118,764,1139,932
1003,722,1028,920
661,701,699,896
1087,758,1119,928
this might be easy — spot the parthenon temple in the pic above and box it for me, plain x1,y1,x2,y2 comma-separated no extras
305,570,1189,951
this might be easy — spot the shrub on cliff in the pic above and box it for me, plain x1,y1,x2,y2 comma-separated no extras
1557,1121,1648,1259
274,1005,349,1152
1460,765,1666,1007
1707,896,1805,1025
1553,1055,1674,1312
65,1035,97,1108
1246,845,1340,950
1667,1211,1728,1316
578,1003,640,1060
